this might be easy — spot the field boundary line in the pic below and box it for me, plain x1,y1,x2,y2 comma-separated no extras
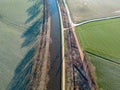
86,50,120,65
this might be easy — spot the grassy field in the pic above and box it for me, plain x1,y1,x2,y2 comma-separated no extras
0,0,43,89
66,0,120,23
88,54,120,90
76,18,120,89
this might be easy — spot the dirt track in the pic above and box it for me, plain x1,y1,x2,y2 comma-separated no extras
57,1,65,90
62,0,84,61
59,0,97,89
39,16,51,90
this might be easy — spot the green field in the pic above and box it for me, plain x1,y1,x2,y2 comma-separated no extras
76,18,120,89
88,54,120,90
0,0,43,89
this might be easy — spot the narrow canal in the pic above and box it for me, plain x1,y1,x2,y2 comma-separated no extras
47,0,62,90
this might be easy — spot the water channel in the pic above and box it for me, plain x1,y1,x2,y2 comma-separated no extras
47,0,62,90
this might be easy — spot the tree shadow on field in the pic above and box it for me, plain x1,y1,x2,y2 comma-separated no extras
21,18,42,47
21,0,43,47
7,48,35,90
7,0,43,89
25,0,43,24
